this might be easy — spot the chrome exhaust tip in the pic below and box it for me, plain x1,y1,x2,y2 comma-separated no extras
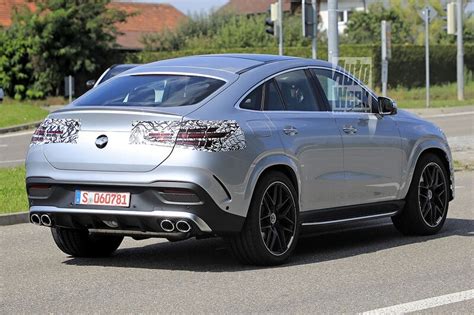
160,219,174,232
176,220,191,233
40,214,52,227
30,214,41,225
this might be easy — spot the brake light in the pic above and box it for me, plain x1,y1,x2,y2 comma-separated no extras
31,119,80,146
130,120,246,152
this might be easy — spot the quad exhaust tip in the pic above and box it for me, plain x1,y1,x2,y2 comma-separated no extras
30,214,41,225
176,220,191,233
160,219,175,232
40,214,52,227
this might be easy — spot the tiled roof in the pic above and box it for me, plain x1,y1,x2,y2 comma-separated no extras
0,0,35,27
220,0,291,15
109,2,186,49
0,1,186,50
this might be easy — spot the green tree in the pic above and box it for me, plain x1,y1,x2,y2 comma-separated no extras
28,0,128,96
143,11,313,52
0,0,128,99
0,21,38,99
344,0,474,45
344,3,414,44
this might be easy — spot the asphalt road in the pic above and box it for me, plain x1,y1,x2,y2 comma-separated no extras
1,171,472,313
1,106,473,168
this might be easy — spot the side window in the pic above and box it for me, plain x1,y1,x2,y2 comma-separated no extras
274,70,321,111
312,68,375,113
264,80,285,111
240,84,263,110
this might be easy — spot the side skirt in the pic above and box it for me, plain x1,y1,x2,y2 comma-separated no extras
300,200,405,226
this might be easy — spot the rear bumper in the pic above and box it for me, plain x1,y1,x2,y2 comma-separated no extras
27,177,245,236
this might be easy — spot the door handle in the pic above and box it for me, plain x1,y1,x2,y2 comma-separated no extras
283,126,298,136
342,125,358,134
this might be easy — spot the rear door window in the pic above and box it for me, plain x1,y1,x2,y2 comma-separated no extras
74,75,225,107
264,80,285,111
273,70,321,111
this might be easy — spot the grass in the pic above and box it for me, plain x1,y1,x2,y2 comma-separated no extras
379,81,474,109
0,103,49,128
0,166,28,214
453,160,474,172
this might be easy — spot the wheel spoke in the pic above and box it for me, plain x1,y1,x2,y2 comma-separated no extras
272,185,278,206
269,229,278,250
418,162,448,227
258,181,297,255
421,198,430,217
274,228,285,252
434,204,444,217
278,203,292,218
277,197,291,212
431,167,437,186
265,228,273,245
419,192,428,199
264,193,274,210
281,216,295,225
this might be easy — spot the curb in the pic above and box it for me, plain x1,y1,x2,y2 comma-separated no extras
0,121,41,134
0,212,29,226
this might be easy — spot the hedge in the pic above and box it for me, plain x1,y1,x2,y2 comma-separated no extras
127,44,474,89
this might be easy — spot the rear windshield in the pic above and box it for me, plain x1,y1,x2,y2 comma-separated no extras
74,75,226,107
98,65,137,84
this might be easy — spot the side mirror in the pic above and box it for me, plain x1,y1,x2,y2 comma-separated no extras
86,80,96,89
378,96,397,115
0,88,4,102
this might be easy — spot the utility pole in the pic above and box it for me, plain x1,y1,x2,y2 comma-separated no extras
278,0,283,55
311,0,317,59
419,5,436,108
327,0,338,63
381,20,391,97
456,0,464,100
302,0,318,59
425,8,430,108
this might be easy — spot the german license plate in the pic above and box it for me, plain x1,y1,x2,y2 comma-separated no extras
75,190,130,207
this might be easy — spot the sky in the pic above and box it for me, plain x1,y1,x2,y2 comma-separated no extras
121,0,229,14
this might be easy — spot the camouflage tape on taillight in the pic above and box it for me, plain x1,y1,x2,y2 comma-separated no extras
30,119,81,146
129,120,246,152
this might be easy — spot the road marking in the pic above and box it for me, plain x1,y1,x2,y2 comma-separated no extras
424,111,474,118
0,159,25,164
362,289,474,314
0,144,7,147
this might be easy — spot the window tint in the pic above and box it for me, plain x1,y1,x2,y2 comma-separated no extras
99,65,136,84
240,84,263,110
312,68,375,113
264,80,285,111
74,75,225,107
274,70,320,111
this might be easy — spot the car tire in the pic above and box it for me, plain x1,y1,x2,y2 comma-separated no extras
392,153,449,235
51,227,123,257
229,171,300,265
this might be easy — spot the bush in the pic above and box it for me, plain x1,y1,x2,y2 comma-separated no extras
132,44,473,89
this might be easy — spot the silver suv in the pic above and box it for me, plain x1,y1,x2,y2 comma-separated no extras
26,54,454,265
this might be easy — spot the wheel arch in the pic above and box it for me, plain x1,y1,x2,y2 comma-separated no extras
401,141,454,201
244,155,301,216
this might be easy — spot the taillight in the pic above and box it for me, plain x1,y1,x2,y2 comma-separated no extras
31,118,80,146
130,120,246,152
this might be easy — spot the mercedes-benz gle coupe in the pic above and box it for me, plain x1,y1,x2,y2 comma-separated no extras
26,54,454,265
